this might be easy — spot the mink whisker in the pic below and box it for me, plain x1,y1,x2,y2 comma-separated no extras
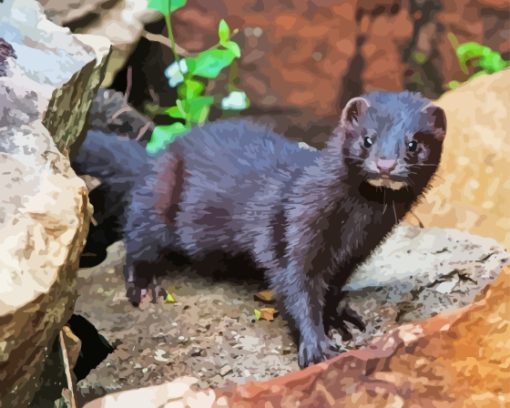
343,156,363,161
411,163,441,167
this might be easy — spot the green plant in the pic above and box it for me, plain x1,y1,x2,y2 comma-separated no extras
447,34,509,89
146,0,249,154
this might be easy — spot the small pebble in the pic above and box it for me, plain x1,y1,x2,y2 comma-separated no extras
210,375,223,384
282,347,292,355
191,347,205,357
219,364,233,377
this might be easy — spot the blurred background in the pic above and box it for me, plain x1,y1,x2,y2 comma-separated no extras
38,0,510,145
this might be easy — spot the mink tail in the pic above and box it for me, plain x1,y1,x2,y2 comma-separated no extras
71,130,149,266
72,130,149,183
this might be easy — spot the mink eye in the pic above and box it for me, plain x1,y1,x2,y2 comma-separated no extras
363,136,373,148
407,140,418,152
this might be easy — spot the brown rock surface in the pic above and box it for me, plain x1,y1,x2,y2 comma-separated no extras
218,266,510,407
166,0,509,142
409,69,510,249
170,0,413,140
38,1,509,144
0,0,110,406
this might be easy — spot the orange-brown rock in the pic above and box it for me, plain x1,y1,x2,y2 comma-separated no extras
168,0,509,142
409,69,510,249
216,266,510,407
172,0,412,132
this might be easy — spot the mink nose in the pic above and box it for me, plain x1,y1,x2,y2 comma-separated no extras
376,158,397,174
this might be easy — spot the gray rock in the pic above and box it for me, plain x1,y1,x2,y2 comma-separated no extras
219,364,233,377
39,0,162,87
339,224,509,348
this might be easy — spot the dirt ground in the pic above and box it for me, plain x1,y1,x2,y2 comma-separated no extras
75,241,298,403
75,225,509,404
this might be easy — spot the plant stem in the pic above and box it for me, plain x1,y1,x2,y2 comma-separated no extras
165,3,184,75
227,60,238,92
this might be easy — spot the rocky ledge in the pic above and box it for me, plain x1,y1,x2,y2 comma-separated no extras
0,0,110,406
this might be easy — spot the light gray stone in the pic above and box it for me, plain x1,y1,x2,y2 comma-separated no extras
39,0,162,87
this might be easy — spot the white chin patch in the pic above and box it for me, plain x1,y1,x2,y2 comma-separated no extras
367,178,407,190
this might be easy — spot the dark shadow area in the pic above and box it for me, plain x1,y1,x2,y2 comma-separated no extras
68,314,115,380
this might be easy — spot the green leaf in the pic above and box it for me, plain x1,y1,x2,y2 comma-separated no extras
218,19,231,45
447,80,461,89
184,56,196,73
176,99,187,117
456,42,487,73
254,309,261,321
148,0,187,16
411,51,427,65
187,49,236,79
478,51,508,73
165,106,185,119
179,96,214,124
224,41,241,58
184,79,205,99
146,123,188,154
165,293,176,303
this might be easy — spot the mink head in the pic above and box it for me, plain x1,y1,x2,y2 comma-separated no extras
339,91,446,193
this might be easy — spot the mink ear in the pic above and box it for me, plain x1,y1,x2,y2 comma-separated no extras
341,97,370,127
422,104,447,140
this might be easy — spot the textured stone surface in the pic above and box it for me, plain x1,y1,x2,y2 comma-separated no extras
38,0,116,25
1,0,111,153
340,224,509,349
83,265,510,407
409,69,510,249
0,0,110,406
84,376,218,408
216,266,510,407
39,0,162,87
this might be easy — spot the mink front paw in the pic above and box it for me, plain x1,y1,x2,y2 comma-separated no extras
126,282,142,306
298,336,340,368
325,304,366,341
126,281,167,306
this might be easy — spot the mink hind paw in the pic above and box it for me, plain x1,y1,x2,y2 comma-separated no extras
298,336,341,368
325,304,366,341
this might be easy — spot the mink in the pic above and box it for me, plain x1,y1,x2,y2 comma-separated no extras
72,131,149,266
73,91,446,368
